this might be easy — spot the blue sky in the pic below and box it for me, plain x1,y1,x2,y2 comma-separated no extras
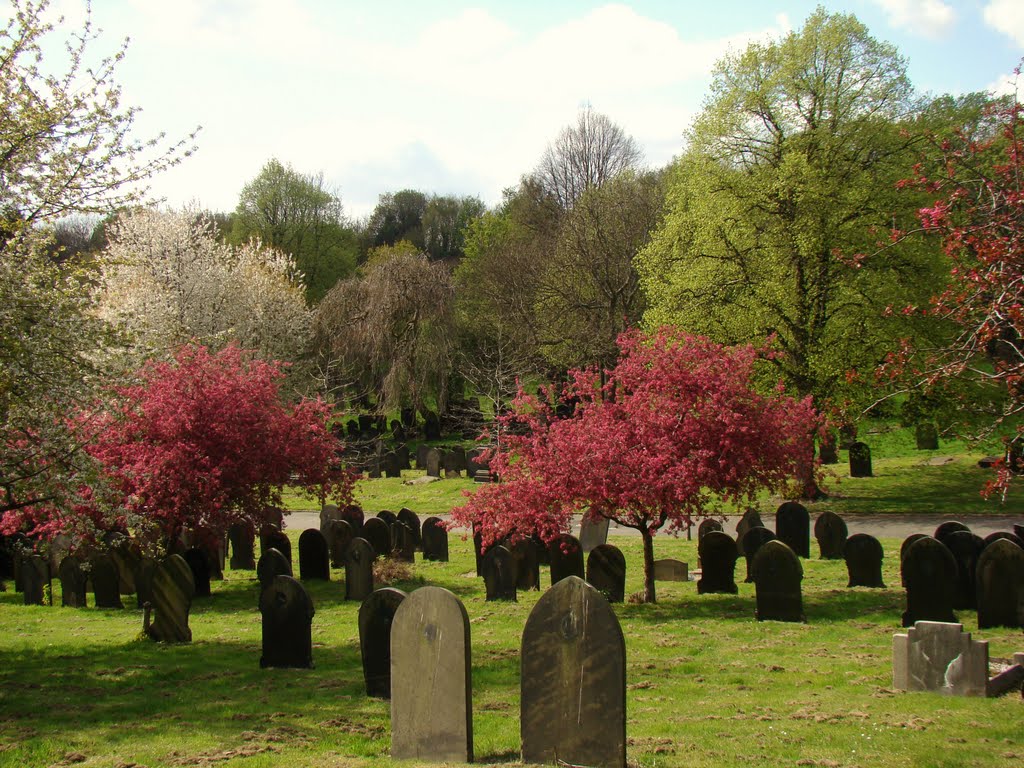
39,1,1024,218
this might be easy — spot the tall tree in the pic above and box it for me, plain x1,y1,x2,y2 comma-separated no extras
363,189,429,253
421,194,486,262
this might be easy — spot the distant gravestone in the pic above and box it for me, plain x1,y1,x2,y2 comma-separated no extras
848,441,873,477
814,511,848,559
587,544,626,602
893,621,988,696
146,554,194,643
200,537,225,582
259,575,315,669
775,501,810,558
298,529,330,581
653,558,688,582
390,587,473,762
134,556,158,609
362,518,391,559
58,555,87,608
934,520,971,546
90,554,123,609
944,530,984,609
511,537,540,591
382,451,402,479
578,516,610,554
982,530,1024,551
533,532,550,566
358,587,408,698
256,548,292,592
377,510,398,529
22,555,49,606
549,534,584,586
48,534,71,576
843,533,885,588
339,505,365,537
422,411,442,441
182,547,211,597
900,533,929,561
915,422,939,450
345,538,374,601
106,534,139,594
397,508,422,549
734,509,764,556
975,538,1024,629
751,540,804,622
741,526,777,583
521,576,626,768
425,448,442,478
481,545,517,601
697,518,723,544
818,432,839,464
261,528,292,565
415,444,429,470
228,522,256,570
324,519,354,569
698,531,739,594
319,503,340,530
901,536,958,627
443,450,462,478
391,523,416,563
421,517,449,562
473,526,484,574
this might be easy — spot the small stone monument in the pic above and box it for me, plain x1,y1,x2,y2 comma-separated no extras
90,553,123,609
653,558,688,582
146,554,195,643
698,531,739,594
775,501,810,558
586,544,626,602
358,587,407,698
934,520,971,546
256,548,292,592
813,511,848,559
182,547,211,597
259,575,315,669
362,518,391,559
915,422,939,450
900,532,928,560
391,522,416,563
578,516,610,554
424,448,442,478
734,509,764,556
843,533,885,588
481,545,517,601
421,517,449,562
228,522,256,570
339,505,364,537
345,538,374,601
975,538,1024,629
893,621,988,696
511,537,540,591
134,556,158,609
751,540,804,622
944,530,983,609
548,533,584,586
741,526,777,583
397,508,421,548
22,555,49,606
901,536,958,627
848,441,873,477
260,527,292,565
324,518,354,569
58,554,87,607
298,528,330,581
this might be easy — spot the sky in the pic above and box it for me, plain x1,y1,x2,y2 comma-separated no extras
33,0,1024,219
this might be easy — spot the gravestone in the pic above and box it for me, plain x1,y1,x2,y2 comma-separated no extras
397,508,422,549
548,534,584,586
358,587,407,698
382,452,401,479
22,555,49,606
415,443,429,470
390,587,473,762
653,558,688,582
362,517,391,559
587,544,626,602
256,548,292,592
90,554,123,609
391,522,416,563
319,503,340,530
578,516,610,554
261,528,292,565
377,509,398,528
345,538,374,601
697,518,723,544
110,538,142,594
146,554,194,643
944,530,984,609
975,538,1024,629
259,575,315,668
848,441,873,477
901,536,958,627
734,509,764,556
421,517,449,562
182,547,211,597
982,530,1024,551
396,444,411,471
465,448,484,479
424,448,442,478
298,529,330,581
741,526,777,583
134,556,158,609
48,533,72,576
934,520,971,546
511,537,540,591
818,432,838,464
521,576,626,768
776,501,810,558
422,411,442,441
200,537,225,582
814,511,848,559
533,532,550,565
339,504,365,537
893,621,988,696
324,519,354,568
443,450,462,478
751,540,804,622
58,554,88,607
915,422,939,450
843,533,885,588
698,531,738,594
481,545,517,601
900,532,929,560
228,522,256,570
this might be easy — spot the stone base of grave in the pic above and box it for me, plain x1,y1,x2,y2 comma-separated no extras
893,621,988,696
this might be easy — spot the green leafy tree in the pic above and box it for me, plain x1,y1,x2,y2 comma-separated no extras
363,189,428,253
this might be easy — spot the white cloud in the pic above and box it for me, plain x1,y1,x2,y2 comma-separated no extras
983,0,1024,46
987,69,1021,98
871,0,956,39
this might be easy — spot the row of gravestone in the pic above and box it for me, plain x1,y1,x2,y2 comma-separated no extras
413,445,491,480
723,503,851,560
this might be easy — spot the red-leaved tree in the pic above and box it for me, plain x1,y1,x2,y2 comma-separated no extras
450,327,817,602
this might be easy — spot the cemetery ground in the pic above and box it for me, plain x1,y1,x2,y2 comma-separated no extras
1,446,1023,767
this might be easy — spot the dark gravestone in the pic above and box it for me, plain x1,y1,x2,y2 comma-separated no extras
134,556,158,609
915,422,939,450
741,526,777,583
653,559,688,582
422,411,442,441
442,450,462,478
533,532,550,565
22,555,49,606
391,523,416,563
182,548,211,597
473,526,485,574
339,505,365,537
256,548,292,592
146,554,195,643
465,447,483,479
48,533,71,576
90,554,123,609
362,518,391,559
319,503,340,530
481,545,517,601
697,518,723,544
900,533,928,561
382,451,402,478
391,587,473,762
298,529,330,581
324,519,354,569
814,511,848,559
358,414,374,435
359,587,408,698
108,538,141,594
734,509,764,556
818,432,839,464
397,508,422,549
228,522,256,570
982,530,1024,551
421,517,449,562
511,537,541,591
521,576,626,768
843,533,885,588
367,456,383,480
261,528,292,565
698,531,739,594
579,516,610,554
776,501,810,558
848,441,872,477
976,538,1024,629
415,443,429,470
259,575,315,669
396,444,411,471
944,530,984,609
424,448,442,478
586,544,626,603
901,536,958,627
345,538,374,601
58,555,88,608
751,541,804,622
377,509,398,528
200,537,225,582
934,520,971,545
549,534,584,586
346,418,359,437
1016,523,1024,543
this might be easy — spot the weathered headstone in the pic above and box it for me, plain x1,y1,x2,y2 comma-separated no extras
108,536,141,594
22,555,49,606
424,448,442,478
813,511,848,559
391,522,416,563
587,544,626,602
848,441,873,477
653,558,688,582
298,528,331,581
511,537,540,591
382,451,402,479
58,554,88,608
134,556,158,609
377,509,398,529
843,533,885,588
734,509,764,556
324,519,354,568
390,587,473,762
578,516,610,554
358,587,408,698
443,450,462,478
775,501,810,558
741,526,777,583
397,508,422,549
521,576,626,768
697,518,723,544
981,530,1024,551
915,422,939,450
422,411,442,441
415,443,429,470
901,536,958,627
256,547,292,592
259,575,315,669
261,527,292,565
319,503,340,530
228,522,256,570
339,505,365,537
481,545,517,601
944,530,984,609
200,536,225,582
698,531,738,594
473,526,484,574
975,538,1024,629
345,538,374,601
893,621,988,696
90,553,123,609
900,532,929,560
362,517,391,559
146,554,194,643
934,520,971,546
182,547,211,597
751,540,804,622
421,517,449,562
549,533,584,586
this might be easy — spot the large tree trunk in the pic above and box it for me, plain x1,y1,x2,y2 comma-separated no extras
641,529,656,603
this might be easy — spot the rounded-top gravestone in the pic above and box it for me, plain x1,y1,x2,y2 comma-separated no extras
146,554,195,643
775,501,810,558
259,575,315,669
58,554,88,608
944,530,984,609
298,528,330,581
182,547,211,597
814,511,848,560
323,518,354,569
843,533,885,588
420,516,449,562
934,520,971,546
397,508,421,548
698,531,738,594
741,526,777,583
901,536,958,627
548,534,584,586
260,527,291,565
734,509,763,556
975,538,1024,629
586,544,626,603
358,587,407,698
750,540,804,622
362,517,391,559
256,547,292,592
344,538,374,601
511,537,540,591
848,441,872,477
481,545,517,602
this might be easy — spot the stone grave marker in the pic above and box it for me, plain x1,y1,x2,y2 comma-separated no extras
415,443,429,470
48,534,71,576
146,554,195,643
775,501,810,558
58,554,87,607
751,540,804,622
200,537,225,582
579,516,610,554
843,533,885,588
443,450,462,478
975,538,1024,629
901,536,958,627
509,538,540,591
944,530,984,609
358,587,407,698
298,528,330,581
934,520,971,546
915,422,939,450
900,532,928,560
261,527,292,565
982,530,1024,550
533,532,550,565
134,556,158,609
390,586,472,762
377,509,398,529
548,533,584,586
425,448,442,478
339,504,365,537
22,555,49,606
423,411,442,441
481,545,517,601
813,511,848,559
228,522,256,570
382,451,401,478
741,526,777,583
256,548,292,592
324,519,354,569
698,531,738,594
653,558,688,582
587,544,626,602
396,444,411,471
818,432,838,464
697,518,723,568
421,517,449,562
735,509,764,556
110,537,142,594
391,522,416,563
90,553,123,609
848,441,872,477
362,517,391,559
319,503,339,530
182,547,211,597
259,575,315,668
893,621,988,696
521,576,625,768
345,538,374,601
397,508,421,549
